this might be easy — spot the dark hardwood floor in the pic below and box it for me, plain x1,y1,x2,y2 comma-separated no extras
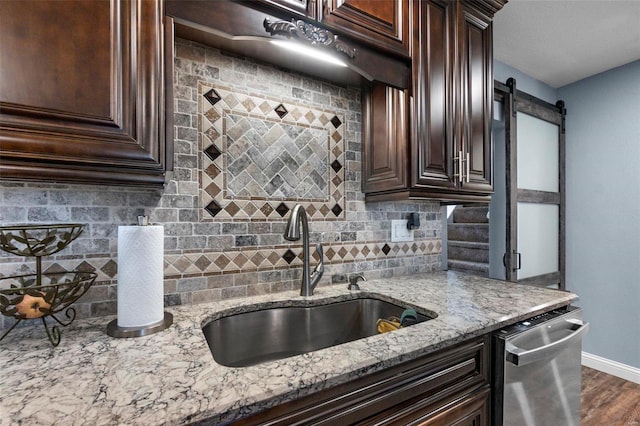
582,366,640,425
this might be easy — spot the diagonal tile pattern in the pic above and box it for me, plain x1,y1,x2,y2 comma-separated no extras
198,82,345,221
225,113,329,199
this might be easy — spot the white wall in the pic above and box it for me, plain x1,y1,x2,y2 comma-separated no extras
559,60,640,369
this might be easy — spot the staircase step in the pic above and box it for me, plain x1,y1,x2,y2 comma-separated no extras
447,259,489,277
447,223,489,243
452,206,489,224
447,241,489,263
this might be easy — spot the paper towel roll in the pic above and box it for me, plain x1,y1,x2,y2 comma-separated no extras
117,225,164,328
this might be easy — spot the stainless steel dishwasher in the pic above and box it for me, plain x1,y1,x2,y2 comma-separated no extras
492,307,589,426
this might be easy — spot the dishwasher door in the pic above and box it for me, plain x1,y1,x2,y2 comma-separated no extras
492,308,589,426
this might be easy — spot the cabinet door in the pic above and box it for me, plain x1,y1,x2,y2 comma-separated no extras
417,388,490,426
233,336,489,425
457,3,493,194
259,0,312,17
362,83,408,194
411,0,457,191
0,0,167,186
320,0,409,56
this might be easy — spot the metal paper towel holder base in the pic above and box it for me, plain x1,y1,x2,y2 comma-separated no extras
106,312,173,338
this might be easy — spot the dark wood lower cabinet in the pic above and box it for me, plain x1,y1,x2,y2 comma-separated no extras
411,388,490,426
230,335,490,425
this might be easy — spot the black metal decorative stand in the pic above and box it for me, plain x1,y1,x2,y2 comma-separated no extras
0,224,97,346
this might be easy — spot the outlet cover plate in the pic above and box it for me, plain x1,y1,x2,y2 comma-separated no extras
391,219,414,242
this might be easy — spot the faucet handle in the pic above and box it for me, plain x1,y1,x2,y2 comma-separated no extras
348,274,366,291
313,243,324,274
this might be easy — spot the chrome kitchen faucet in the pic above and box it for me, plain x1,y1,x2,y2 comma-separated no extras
284,204,324,296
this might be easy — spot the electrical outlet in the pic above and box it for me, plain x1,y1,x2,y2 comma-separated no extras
391,219,414,242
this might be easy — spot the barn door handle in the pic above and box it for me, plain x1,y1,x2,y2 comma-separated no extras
503,252,521,271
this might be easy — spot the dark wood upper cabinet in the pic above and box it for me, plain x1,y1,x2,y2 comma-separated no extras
363,0,505,203
166,0,410,89
262,0,409,57
319,0,410,57
411,0,457,193
362,83,408,193
0,0,169,186
259,0,313,17
457,2,493,194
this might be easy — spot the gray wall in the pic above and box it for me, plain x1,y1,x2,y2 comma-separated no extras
559,60,640,369
488,115,506,280
494,61,558,104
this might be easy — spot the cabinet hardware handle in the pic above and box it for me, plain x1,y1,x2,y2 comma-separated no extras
456,151,463,183
466,152,470,183
308,0,316,18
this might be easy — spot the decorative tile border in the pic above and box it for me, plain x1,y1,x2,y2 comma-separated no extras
198,82,346,221
165,239,442,277
0,239,442,282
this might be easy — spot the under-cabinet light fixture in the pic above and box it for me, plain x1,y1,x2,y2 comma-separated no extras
270,40,348,68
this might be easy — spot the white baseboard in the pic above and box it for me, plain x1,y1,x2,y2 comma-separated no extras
582,352,640,384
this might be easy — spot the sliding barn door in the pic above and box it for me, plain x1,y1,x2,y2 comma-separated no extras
503,78,566,289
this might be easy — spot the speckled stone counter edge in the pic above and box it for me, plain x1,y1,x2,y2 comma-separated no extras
0,271,577,426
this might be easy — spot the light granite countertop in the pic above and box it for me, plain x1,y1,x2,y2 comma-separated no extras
0,271,576,425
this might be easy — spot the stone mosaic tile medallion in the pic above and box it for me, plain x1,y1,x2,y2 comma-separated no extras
199,82,345,221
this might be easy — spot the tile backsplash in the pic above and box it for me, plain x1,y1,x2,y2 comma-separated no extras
0,39,442,329
198,80,347,222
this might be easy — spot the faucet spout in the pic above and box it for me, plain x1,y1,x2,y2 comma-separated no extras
284,204,324,296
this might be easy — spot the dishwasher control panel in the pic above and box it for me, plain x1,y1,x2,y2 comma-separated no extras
498,305,577,338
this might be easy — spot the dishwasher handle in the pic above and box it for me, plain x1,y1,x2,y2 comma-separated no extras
506,320,589,366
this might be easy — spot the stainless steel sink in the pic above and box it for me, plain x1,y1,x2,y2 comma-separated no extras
202,297,435,367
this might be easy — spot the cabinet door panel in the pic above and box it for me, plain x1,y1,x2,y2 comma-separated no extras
362,83,408,193
322,0,409,56
417,388,490,426
233,336,489,425
1,2,112,120
459,5,492,193
259,0,310,16
411,0,456,190
0,0,166,186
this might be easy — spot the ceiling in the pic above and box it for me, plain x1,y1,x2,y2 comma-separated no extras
493,0,640,88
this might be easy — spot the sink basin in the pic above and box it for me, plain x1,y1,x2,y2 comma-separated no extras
202,297,435,367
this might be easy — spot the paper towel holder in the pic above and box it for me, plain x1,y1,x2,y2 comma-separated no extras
107,218,173,338
107,312,173,338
